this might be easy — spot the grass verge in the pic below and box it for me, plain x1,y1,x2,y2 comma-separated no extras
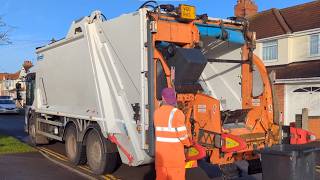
0,135,35,155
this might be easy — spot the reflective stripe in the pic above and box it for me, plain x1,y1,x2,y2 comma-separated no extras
179,134,188,140
155,107,189,143
176,126,187,132
156,135,188,143
155,126,187,132
156,137,180,143
168,108,178,129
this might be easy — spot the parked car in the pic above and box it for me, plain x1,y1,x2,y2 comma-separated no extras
0,99,19,114
0,96,13,100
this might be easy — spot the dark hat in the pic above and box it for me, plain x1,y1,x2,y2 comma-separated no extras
161,88,177,105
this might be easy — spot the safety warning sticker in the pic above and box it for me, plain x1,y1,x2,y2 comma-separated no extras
197,104,206,113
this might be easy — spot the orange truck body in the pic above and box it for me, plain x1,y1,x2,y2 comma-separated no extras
149,11,280,165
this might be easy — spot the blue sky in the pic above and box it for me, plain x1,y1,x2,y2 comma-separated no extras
0,0,313,72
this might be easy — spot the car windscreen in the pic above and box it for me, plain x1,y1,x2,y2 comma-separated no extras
0,100,15,104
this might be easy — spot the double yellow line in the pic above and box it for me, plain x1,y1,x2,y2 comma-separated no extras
316,165,320,174
38,147,119,180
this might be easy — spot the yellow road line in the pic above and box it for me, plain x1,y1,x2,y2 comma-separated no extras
40,148,93,173
40,148,68,160
40,148,67,161
105,175,114,180
40,147,67,159
78,165,92,172
38,147,119,180
104,176,111,180
40,148,93,172
39,147,62,157
39,148,92,173
39,148,101,178
39,148,68,162
105,174,119,180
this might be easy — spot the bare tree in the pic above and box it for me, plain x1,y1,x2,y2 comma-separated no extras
0,17,11,45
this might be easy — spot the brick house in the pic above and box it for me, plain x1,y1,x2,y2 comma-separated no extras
235,0,320,133
0,61,33,106
0,71,21,97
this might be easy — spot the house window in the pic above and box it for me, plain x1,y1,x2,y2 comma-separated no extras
262,40,278,61
293,87,320,93
310,34,319,56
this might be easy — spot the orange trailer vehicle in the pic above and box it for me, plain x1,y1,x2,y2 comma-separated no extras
146,3,280,172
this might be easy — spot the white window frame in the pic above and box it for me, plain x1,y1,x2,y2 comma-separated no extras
293,86,320,93
310,34,320,56
262,40,278,61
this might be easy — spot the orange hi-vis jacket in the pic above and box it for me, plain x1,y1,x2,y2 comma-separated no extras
154,105,191,168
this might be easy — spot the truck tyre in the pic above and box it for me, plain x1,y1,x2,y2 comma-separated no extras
65,124,86,165
28,112,49,146
86,129,118,175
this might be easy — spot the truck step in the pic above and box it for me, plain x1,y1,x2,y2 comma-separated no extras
37,118,64,126
37,130,63,141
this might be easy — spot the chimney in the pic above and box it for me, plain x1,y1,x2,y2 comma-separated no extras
23,60,33,73
235,0,258,17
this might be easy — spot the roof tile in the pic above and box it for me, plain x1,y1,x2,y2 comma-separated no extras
249,1,320,39
267,60,320,79
0,71,20,80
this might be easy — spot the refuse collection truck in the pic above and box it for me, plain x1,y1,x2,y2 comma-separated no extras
25,3,280,175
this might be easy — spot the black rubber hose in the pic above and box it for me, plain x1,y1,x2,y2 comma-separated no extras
138,0,158,10
146,18,155,157
101,14,107,21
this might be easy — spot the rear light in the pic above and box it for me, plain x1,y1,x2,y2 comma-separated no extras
221,134,246,153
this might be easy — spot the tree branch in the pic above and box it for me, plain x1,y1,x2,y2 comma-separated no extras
0,17,12,45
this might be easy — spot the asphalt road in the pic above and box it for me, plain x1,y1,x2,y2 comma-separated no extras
0,114,262,180
0,114,87,180
0,152,85,180
0,114,27,140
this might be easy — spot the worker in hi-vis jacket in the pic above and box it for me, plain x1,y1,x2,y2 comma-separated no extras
154,88,191,180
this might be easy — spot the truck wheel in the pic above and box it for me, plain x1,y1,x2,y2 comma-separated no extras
28,112,48,146
65,124,86,165
86,129,118,175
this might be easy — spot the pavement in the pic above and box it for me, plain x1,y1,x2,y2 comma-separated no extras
0,114,262,180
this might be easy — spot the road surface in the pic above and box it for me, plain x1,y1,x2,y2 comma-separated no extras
0,114,87,180
0,114,262,180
